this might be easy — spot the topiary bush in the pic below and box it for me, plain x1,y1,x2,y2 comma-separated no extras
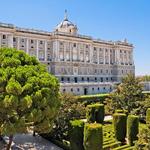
115,109,124,113
113,113,127,142
84,123,103,150
86,103,104,123
127,115,139,146
146,108,150,126
70,120,84,150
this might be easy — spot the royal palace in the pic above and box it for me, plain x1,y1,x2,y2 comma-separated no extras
0,12,135,95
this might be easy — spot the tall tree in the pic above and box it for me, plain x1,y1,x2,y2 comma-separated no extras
106,74,144,114
0,48,60,149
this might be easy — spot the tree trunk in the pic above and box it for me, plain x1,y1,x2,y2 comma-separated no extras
6,135,13,150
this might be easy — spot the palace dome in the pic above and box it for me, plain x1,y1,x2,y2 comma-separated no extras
55,10,78,34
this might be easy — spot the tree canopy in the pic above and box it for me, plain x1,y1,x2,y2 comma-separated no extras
106,74,144,114
0,48,60,136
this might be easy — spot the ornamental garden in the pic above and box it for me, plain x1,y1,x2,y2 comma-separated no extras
0,47,150,150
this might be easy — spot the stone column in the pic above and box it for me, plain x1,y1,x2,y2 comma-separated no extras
103,48,106,64
108,49,110,65
97,48,99,64
17,37,20,50
26,38,29,54
44,41,47,61
84,45,86,63
64,42,66,61
90,45,93,63
70,42,72,62
36,40,39,60
8,34,13,48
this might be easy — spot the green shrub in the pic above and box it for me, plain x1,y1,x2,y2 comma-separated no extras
146,108,150,125
103,141,121,150
127,115,139,146
70,120,84,150
86,103,104,123
113,113,127,142
77,94,109,104
115,109,124,113
84,123,103,150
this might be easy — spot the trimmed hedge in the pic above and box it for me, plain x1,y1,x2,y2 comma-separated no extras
86,103,104,123
84,123,103,150
113,113,127,142
77,94,109,104
146,108,150,125
115,109,128,115
115,109,124,113
70,120,84,150
127,115,139,146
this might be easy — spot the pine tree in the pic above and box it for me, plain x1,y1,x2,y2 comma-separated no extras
0,48,60,149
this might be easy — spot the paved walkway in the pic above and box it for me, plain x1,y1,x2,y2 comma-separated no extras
0,133,63,150
13,133,63,150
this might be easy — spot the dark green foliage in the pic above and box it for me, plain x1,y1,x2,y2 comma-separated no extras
84,123,103,150
48,93,86,141
134,126,150,149
146,108,150,125
77,94,109,104
70,120,84,150
86,103,104,123
113,113,127,142
115,109,124,113
106,74,144,114
0,48,60,149
127,115,139,146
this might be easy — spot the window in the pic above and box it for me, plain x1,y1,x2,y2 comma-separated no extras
61,77,64,82
94,47,96,50
40,41,43,44
103,87,106,90
21,39,25,42
2,35,6,39
101,78,103,82
86,45,89,48
13,37,16,42
95,77,97,81
92,88,94,91
87,77,89,82
63,89,66,92
82,77,84,81
98,87,100,90
106,77,108,81
71,88,73,92
31,40,34,44
67,78,70,82
77,88,80,92
73,43,76,47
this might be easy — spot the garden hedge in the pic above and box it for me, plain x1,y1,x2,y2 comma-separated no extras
146,108,150,125
113,113,127,142
77,94,109,104
86,103,104,123
84,123,103,150
127,115,139,146
70,120,84,150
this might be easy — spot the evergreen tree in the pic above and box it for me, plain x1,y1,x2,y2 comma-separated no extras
0,48,60,149
106,74,144,114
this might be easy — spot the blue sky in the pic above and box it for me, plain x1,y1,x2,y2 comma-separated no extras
0,0,149,75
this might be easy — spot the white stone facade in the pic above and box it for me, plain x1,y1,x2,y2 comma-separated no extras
0,13,135,95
